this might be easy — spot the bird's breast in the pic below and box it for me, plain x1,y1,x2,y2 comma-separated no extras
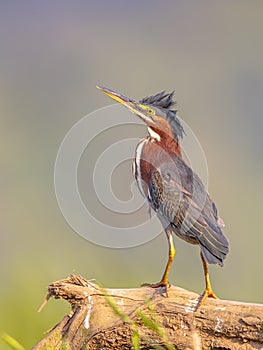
133,138,179,200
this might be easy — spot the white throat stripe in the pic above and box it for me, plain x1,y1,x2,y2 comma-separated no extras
148,127,161,141
134,139,147,196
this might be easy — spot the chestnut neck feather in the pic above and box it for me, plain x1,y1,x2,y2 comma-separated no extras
148,123,182,157
133,134,182,200
152,134,182,157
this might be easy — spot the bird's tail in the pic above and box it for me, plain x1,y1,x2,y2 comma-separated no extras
197,221,229,267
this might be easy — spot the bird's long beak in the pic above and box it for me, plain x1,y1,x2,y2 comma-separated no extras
96,85,154,124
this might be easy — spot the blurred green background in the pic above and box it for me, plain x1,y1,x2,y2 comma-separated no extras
1,1,263,348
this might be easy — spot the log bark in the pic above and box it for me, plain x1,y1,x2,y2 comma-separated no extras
33,275,263,350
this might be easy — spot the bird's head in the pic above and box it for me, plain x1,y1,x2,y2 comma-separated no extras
97,85,184,142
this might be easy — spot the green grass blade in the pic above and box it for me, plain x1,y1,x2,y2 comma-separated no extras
1,333,25,350
131,329,140,350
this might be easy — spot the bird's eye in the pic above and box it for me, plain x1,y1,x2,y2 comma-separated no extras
147,108,155,115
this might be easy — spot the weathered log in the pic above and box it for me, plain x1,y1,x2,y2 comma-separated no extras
33,275,263,350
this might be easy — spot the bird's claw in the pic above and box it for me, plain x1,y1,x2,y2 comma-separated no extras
206,290,218,299
141,281,170,296
195,288,219,311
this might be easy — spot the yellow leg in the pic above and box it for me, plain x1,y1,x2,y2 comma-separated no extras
141,230,175,291
196,252,218,310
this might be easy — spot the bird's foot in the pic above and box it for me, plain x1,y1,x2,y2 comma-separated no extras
195,288,218,311
141,281,170,296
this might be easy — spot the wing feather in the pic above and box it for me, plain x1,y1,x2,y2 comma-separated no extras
149,161,229,266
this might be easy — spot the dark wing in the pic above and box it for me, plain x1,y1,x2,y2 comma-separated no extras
149,160,229,266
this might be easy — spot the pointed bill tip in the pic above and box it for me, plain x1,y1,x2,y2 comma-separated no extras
96,85,135,105
96,85,155,125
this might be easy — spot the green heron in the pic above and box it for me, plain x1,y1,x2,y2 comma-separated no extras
97,85,229,308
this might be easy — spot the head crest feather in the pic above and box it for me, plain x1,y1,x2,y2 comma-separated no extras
140,91,176,109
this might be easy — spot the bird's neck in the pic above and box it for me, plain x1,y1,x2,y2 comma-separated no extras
147,127,182,157
133,133,182,199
